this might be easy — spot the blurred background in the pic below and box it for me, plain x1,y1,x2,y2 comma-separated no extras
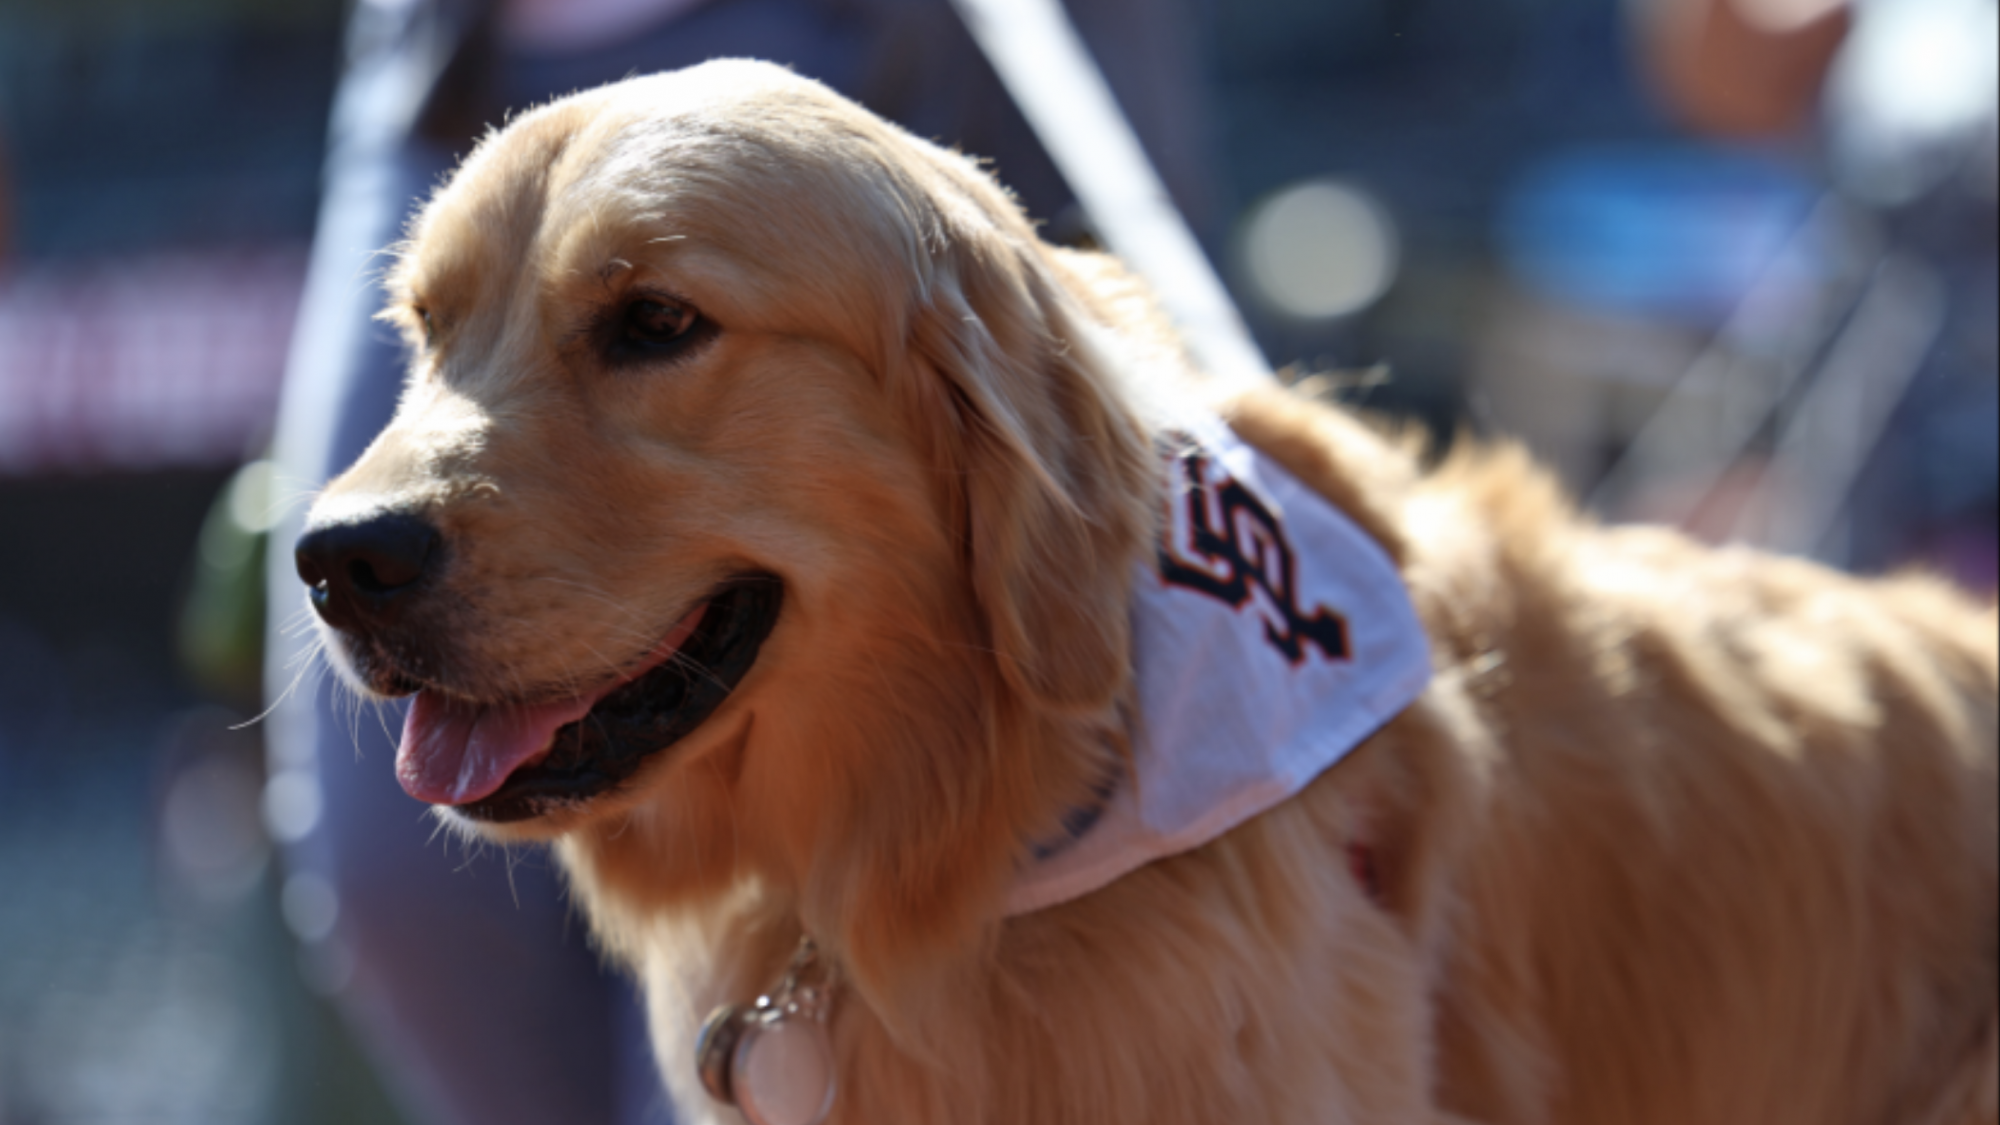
0,0,1991,1120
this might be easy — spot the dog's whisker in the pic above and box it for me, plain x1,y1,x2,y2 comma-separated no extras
369,695,401,750
451,840,486,875
526,576,665,630
567,637,643,689
233,654,319,731
424,810,456,850
662,650,735,696
256,488,323,526
267,470,327,491
524,574,667,617
280,613,325,642
502,848,524,910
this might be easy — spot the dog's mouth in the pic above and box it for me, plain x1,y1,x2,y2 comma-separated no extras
394,575,783,824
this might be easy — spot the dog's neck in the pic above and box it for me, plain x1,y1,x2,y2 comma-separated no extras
1005,410,1431,916
671,405,1432,1118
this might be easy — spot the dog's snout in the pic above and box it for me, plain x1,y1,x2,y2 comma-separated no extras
296,512,442,630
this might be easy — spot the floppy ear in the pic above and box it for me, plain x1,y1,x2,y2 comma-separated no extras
806,186,1154,1049
905,211,1156,713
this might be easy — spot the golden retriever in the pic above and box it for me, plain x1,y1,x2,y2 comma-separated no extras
296,60,1998,1125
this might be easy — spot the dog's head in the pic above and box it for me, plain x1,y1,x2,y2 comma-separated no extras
297,60,1156,988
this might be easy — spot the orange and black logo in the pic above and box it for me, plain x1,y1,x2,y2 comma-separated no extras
1158,446,1350,666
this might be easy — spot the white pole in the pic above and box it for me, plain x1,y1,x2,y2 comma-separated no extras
949,0,1276,391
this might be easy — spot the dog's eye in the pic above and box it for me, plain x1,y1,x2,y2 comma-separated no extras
599,294,714,367
623,298,698,349
417,307,436,347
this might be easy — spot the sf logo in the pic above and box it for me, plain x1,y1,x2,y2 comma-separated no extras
1158,446,1351,665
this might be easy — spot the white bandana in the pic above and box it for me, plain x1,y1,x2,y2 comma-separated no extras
1007,414,1433,916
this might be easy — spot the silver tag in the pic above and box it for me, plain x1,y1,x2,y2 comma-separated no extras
732,1009,837,1125
695,1003,754,1106
694,937,839,1124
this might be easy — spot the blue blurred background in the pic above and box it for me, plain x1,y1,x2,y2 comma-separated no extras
0,0,1991,1120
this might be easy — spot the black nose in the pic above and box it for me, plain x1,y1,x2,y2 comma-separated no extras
295,512,442,631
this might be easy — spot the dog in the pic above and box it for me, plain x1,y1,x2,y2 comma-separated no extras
296,60,1998,1125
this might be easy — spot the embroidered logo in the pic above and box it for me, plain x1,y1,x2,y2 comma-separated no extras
1158,444,1351,665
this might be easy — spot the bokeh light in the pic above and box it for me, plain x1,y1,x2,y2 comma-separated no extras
1238,179,1400,321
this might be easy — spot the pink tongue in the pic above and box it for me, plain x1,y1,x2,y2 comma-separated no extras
396,603,708,806
397,690,601,805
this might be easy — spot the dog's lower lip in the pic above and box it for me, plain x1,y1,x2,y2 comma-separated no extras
394,597,716,806
452,574,784,824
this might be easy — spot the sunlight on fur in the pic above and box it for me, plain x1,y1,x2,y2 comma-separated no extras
299,60,1998,1125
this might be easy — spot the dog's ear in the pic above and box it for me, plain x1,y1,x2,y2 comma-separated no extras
903,207,1156,713
816,188,1153,1046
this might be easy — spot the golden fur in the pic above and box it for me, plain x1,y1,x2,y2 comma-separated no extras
311,60,1998,1124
